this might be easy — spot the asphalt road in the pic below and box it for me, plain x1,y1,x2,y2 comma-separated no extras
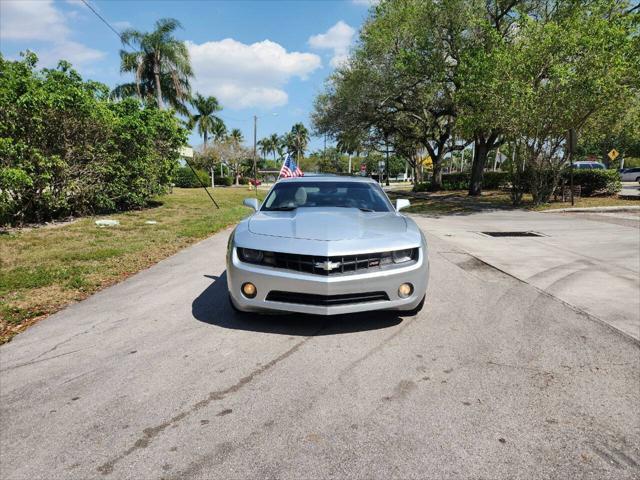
1,227,639,479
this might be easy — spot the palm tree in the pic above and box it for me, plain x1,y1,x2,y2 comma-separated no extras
336,131,363,174
228,128,244,145
112,18,193,113
289,123,310,162
210,119,227,143
257,137,271,161
268,133,280,161
275,135,287,160
188,94,223,149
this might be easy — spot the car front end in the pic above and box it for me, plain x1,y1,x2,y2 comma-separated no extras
225,177,429,316
227,224,429,315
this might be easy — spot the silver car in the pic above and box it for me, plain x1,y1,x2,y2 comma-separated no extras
226,176,429,316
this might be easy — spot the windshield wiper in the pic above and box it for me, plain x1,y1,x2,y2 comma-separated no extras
267,206,297,211
334,205,374,212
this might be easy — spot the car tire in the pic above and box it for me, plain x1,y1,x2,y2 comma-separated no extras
636,177,640,183
404,295,426,316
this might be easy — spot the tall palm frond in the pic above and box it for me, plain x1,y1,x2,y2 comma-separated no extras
189,93,223,148
112,17,192,112
228,128,244,145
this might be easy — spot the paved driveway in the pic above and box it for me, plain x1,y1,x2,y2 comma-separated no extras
1,225,639,479
412,209,640,341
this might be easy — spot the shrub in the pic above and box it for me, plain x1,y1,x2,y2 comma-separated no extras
482,171,510,189
173,166,210,188
0,54,187,225
217,176,233,186
415,172,509,192
441,173,469,190
238,177,250,185
561,169,621,196
413,182,429,192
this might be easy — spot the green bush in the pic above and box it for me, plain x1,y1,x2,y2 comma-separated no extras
413,171,509,192
216,176,233,186
483,172,510,189
413,182,429,192
173,166,210,188
561,169,621,196
238,177,250,185
0,54,187,225
441,173,469,190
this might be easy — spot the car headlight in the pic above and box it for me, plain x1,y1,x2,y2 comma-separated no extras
238,248,264,264
392,248,414,264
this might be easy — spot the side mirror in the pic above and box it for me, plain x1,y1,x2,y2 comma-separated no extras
243,198,259,212
395,198,410,212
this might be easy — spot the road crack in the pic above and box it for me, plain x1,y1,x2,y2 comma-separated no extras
96,328,322,475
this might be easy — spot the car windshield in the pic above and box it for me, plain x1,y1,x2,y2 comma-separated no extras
261,181,393,212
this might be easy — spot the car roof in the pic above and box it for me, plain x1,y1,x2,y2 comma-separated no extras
277,175,377,184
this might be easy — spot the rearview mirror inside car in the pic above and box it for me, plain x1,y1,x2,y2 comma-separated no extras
396,198,410,212
243,198,259,212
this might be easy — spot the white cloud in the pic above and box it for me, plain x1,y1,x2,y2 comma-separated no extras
187,38,321,109
0,0,69,41
308,21,355,68
352,0,379,6
0,0,105,67
112,20,133,31
38,40,106,66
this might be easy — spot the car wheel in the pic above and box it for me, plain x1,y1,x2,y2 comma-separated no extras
404,295,426,316
636,176,640,183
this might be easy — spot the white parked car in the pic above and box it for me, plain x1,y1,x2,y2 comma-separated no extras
619,167,640,182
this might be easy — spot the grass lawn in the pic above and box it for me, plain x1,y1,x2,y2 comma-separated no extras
387,190,639,215
0,187,264,344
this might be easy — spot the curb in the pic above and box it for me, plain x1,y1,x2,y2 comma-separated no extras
542,206,640,213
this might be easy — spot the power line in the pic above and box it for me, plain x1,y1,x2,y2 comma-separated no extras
79,0,131,48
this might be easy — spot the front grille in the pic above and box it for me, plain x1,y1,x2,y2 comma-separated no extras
239,248,418,276
266,291,390,306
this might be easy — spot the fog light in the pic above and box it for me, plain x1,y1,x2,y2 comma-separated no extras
398,283,413,298
242,282,257,298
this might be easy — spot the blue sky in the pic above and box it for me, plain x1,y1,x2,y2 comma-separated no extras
0,0,376,151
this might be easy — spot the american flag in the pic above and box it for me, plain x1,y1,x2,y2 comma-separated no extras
278,154,304,178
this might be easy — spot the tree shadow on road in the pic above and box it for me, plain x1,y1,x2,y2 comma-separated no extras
191,272,404,336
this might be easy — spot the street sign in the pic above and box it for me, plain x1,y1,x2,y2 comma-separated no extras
608,148,619,161
179,146,194,158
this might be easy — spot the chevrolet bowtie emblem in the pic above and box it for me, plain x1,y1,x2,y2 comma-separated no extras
315,260,341,271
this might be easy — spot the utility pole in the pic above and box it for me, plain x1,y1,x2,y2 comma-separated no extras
568,128,576,206
253,115,258,197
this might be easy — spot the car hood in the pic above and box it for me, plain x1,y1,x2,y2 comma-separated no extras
248,207,407,241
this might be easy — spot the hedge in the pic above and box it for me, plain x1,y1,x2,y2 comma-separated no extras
414,171,509,192
561,169,621,196
0,54,187,225
216,176,233,186
173,166,211,188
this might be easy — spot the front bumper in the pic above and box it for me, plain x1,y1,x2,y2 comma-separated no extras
226,247,429,315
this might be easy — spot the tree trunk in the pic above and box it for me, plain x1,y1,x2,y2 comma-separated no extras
154,60,163,110
469,141,490,196
203,131,208,150
430,156,443,191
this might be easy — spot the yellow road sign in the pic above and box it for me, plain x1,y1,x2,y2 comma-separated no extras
608,148,619,161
